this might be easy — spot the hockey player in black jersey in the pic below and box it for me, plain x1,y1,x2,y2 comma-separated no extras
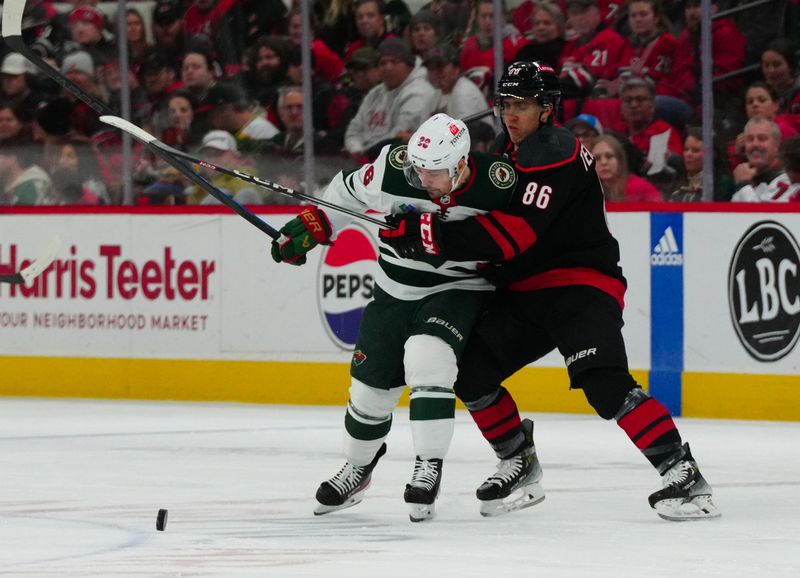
379,61,720,521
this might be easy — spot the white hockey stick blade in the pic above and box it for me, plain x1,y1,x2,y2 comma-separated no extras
19,235,63,285
1,0,24,37
100,115,157,144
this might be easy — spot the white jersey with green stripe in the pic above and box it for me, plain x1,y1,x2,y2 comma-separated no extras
321,144,517,301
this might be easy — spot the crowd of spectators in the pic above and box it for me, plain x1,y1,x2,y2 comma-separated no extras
1,0,800,206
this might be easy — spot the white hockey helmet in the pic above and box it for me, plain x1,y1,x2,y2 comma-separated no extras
403,113,471,191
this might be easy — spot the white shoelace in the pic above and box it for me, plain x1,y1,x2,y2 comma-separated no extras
410,460,440,490
487,455,524,486
328,463,365,495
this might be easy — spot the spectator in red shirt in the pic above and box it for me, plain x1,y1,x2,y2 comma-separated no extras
286,8,344,86
460,0,528,84
514,0,622,35
616,77,682,159
672,0,745,116
513,0,625,29
618,0,690,128
559,0,631,99
344,0,394,62
183,0,244,77
615,77,683,194
593,134,663,202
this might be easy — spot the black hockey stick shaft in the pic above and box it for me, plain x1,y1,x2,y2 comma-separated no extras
0,273,25,284
462,108,494,123
1,0,280,240
161,144,392,229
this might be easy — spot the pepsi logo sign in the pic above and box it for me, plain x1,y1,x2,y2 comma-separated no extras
317,225,378,350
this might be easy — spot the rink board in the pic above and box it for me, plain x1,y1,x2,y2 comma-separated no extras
1,206,799,420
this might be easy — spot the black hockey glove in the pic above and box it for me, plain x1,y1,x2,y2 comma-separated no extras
476,262,503,285
379,212,443,259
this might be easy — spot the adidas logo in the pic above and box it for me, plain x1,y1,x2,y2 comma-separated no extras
651,226,683,266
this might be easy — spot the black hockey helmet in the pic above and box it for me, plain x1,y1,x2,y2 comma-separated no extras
495,61,561,111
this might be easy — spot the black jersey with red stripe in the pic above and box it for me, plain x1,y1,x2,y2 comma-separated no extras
438,124,628,306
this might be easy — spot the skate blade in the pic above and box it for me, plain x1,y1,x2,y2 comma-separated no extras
655,495,721,522
407,501,436,523
480,482,545,517
313,488,368,516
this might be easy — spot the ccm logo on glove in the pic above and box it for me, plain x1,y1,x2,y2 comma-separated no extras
378,212,442,259
419,213,439,256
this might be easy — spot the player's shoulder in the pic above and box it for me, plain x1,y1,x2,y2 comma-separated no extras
471,150,515,174
514,125,581,172
383,144,408,174
470,151,518,193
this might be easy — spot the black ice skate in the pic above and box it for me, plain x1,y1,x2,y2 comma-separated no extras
477,418,545,517
403,456,443,522
648,443,721,521
314,443,387,515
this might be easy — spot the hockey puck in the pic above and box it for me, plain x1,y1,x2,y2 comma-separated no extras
156,508,168,531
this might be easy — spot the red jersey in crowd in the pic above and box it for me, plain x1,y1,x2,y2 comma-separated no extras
617,119,683,158
460,30,529,75
626,31,680,99
343,33,395,63
184,0,240,39
624,175,663,202
559,25,632,95
513,0,620,35
310,39,345,85
672,17,745,105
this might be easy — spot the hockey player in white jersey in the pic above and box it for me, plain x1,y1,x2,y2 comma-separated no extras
272,113,518,521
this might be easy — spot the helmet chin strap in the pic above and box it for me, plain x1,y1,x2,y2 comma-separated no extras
449,158,469,193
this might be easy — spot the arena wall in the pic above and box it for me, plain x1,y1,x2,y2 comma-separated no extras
1,205,798,420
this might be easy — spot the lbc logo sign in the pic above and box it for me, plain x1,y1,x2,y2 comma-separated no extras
728,221,800,361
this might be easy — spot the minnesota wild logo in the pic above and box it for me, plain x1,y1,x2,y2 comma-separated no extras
489,161,516,189
352,350,367,366
388,146,407,170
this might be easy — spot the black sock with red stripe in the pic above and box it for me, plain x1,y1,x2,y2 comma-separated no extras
463,387,524,459
615,389,682,470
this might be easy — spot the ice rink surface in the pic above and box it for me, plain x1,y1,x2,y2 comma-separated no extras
1,398,798,578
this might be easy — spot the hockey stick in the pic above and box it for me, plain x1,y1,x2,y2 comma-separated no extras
1,0,280,240
0,235,62,285
99,115,393,229
462,108,494,123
